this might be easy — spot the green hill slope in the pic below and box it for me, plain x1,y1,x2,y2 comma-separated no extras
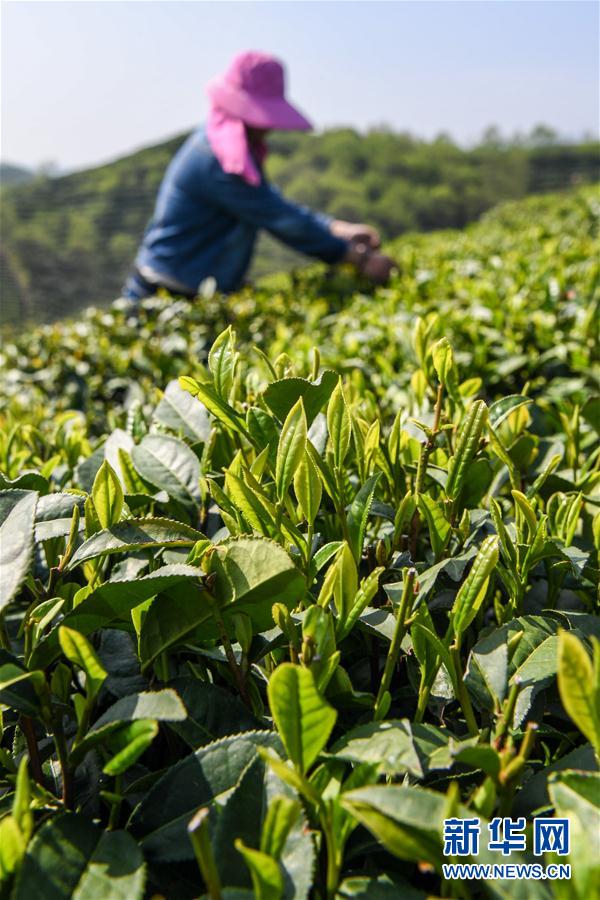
1,129,598,327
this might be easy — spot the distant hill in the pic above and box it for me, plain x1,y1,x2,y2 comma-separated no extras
1,128,598,328
0,163,33,186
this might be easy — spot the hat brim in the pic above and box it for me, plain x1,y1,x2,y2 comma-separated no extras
207,78,312,131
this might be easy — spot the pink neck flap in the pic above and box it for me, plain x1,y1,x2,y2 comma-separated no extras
206,105,267,187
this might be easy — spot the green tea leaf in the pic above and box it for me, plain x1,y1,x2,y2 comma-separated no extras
59,625,107,699
275,398,307,501
91,460,124,529
13,815,145,900
451,536,499,639
268,663,337,774
66,518,205,569
488,395,533,430
154,379,212,442
294,450,322,526
557,631,600,755
347,474,380,562
327,379,351,469
131,434,200,506
209,326,237,399
264,370,338,426
0,490,37,612
235,840,284,900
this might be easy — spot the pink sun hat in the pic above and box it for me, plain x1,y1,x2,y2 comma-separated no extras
206,51,312,131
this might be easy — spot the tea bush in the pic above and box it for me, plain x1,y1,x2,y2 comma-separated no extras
0,186,598,899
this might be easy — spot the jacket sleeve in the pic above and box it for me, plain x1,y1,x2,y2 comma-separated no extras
206,170,349,263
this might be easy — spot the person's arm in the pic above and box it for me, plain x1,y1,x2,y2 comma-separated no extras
207,170,349,263
205,166,396,282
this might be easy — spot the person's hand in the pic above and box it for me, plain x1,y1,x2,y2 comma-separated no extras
330,219,381,249
344,242,396,284
360,251,396,284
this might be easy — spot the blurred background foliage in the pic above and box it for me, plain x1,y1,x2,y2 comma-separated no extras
1,124,598,328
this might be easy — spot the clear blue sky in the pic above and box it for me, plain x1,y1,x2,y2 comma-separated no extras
1,1,598,172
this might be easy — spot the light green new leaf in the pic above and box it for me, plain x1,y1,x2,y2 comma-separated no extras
431,337,459,397
235,840,283,900
549,771,600,900
275,398,307,501
91,460,123,529
179,376,252,440
451,536,499,639
208,326,237,400
327,379,351,469
347,474,380,562
260,795,301,860
70,689,187,766
333,542,359,628
294,450,322,526
557,631,600,756
417,494,451,561
0,815,26,882
268,663,337,774
103,719,159,775
445,400,487,502
59,625,107,699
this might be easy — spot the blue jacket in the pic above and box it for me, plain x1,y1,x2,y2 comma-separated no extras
133,127,348,294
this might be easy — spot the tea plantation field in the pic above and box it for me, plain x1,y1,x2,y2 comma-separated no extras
0,186,598,899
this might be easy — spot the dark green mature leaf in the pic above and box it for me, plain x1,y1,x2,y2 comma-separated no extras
129,731,281,861
264,370,338,426
213,757,314,899
31,565,203,668
13,814,145,900
0,471,48,493
34,492,85,542
66,518,205,569
0,650,48,718
342,786,551,897
167,677,261,747
342,784,445,867
0,489,37,611
70,689,186,766
138,582,214,671
154,378,212,442
209,537,305,630
131,434,201,505
514,744,598,816
330,720,448,778
466,614,570,724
